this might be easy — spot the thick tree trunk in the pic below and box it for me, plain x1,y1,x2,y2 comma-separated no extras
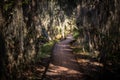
0,0,77,78
76,0,120,64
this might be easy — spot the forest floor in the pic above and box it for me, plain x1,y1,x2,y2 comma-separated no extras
22,35,120,80
44,35,103,80
45,36,83,80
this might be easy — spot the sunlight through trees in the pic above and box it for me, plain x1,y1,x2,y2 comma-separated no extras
0,0,119,79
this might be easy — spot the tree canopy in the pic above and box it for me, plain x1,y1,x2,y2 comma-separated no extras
0,0,119,79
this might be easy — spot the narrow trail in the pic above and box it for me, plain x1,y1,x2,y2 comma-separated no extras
45,36,84,80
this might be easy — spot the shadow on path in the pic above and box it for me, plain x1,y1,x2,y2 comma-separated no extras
45,36,87,80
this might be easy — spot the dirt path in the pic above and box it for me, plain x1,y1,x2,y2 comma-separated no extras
45,36,84,80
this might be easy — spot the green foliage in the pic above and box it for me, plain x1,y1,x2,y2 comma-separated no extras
73,29,79,39
73,47,83,54
73,31,79,39
3,2,14,11
37,41,55,59
3,0,29,11
22,0,29,4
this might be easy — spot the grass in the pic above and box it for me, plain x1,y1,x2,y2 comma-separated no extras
73,30,79,39
36,40,59,60
40,41,54,58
